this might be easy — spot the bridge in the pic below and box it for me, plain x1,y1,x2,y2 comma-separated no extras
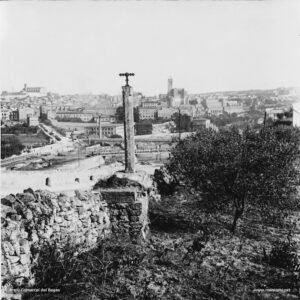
87,132,193,144
94,148,171,156
87,137,176,143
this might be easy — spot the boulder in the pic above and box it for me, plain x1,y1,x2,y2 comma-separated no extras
153,167,177,196
1,195,16,207
19,193,36,205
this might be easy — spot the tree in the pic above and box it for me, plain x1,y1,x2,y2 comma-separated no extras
134,107,139,123
116,106,139,122
172,112,192,132
116,106,124,122
166,126,300,232
1,136,25,159
189,99,198,105
39,112,48,122
110,134,122,138
201,99,207,110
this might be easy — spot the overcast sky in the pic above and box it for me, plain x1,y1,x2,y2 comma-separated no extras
0,1,300,96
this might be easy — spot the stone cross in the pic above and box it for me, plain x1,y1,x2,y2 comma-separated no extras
119,73,135,87
119,72,135,173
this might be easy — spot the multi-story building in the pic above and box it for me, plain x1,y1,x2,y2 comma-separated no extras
157,107,177,119
97,115,116,123
141,101,159,108
206,98,224,115
1,108,11,121
23,84,47,97
84,123,124,138
1,91,28,101
265,108,285,120
168,88,188,107
191,117,211,130
166,78,188,107
10,110,19,121
51,120,124,138
1,83,47,100
138,107,157,120
27,116,39,126
56,111,94,122
178,105,195,117
223,100,245,114
138,101,159,120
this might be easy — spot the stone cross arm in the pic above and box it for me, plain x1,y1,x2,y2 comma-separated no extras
119,72,135,86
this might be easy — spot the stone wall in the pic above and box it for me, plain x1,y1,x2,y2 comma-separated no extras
1,172,156,290
1,172,159,292
1,189,110,287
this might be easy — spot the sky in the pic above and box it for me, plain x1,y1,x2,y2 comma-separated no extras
0,1,300,96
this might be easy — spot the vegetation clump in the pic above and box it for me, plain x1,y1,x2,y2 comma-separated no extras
267,235,299,270
166,126,300,232
1,136,25,159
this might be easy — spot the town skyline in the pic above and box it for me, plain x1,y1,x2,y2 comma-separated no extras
1,1,300,95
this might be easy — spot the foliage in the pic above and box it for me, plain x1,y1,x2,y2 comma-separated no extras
110,134,122,139
116,106,139,122
41,119,52,126
1,136,25,159
39,112,48,122
135,122,153,135
56,117,85,123
171,112,192,132
26,238,149,299
153,167,178,196
53,126,66,137
267,236,299,270
116,106,124,122
189,99,198,105
166,126,300,232
1,123,38,135
208,113,255,128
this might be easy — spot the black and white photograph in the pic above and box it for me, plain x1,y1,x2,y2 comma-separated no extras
1,1,300,299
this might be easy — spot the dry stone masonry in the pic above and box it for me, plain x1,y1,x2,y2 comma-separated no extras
93,171,160,241
101,188,149,241
1,189,110,288
1,171,157,290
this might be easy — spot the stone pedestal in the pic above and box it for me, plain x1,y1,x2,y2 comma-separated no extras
99,171,154,241
101,188,148,241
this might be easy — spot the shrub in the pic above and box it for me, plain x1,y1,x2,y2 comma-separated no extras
267,237,299,269
26,238,146,299
1,136,25,159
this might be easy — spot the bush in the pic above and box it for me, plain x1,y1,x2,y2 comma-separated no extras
1,136,25,159
26,238,147,299
267,237,299,269
1,124,38,135
110,134,122,139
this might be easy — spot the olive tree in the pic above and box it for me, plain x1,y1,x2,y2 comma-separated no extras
166,126,300,232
